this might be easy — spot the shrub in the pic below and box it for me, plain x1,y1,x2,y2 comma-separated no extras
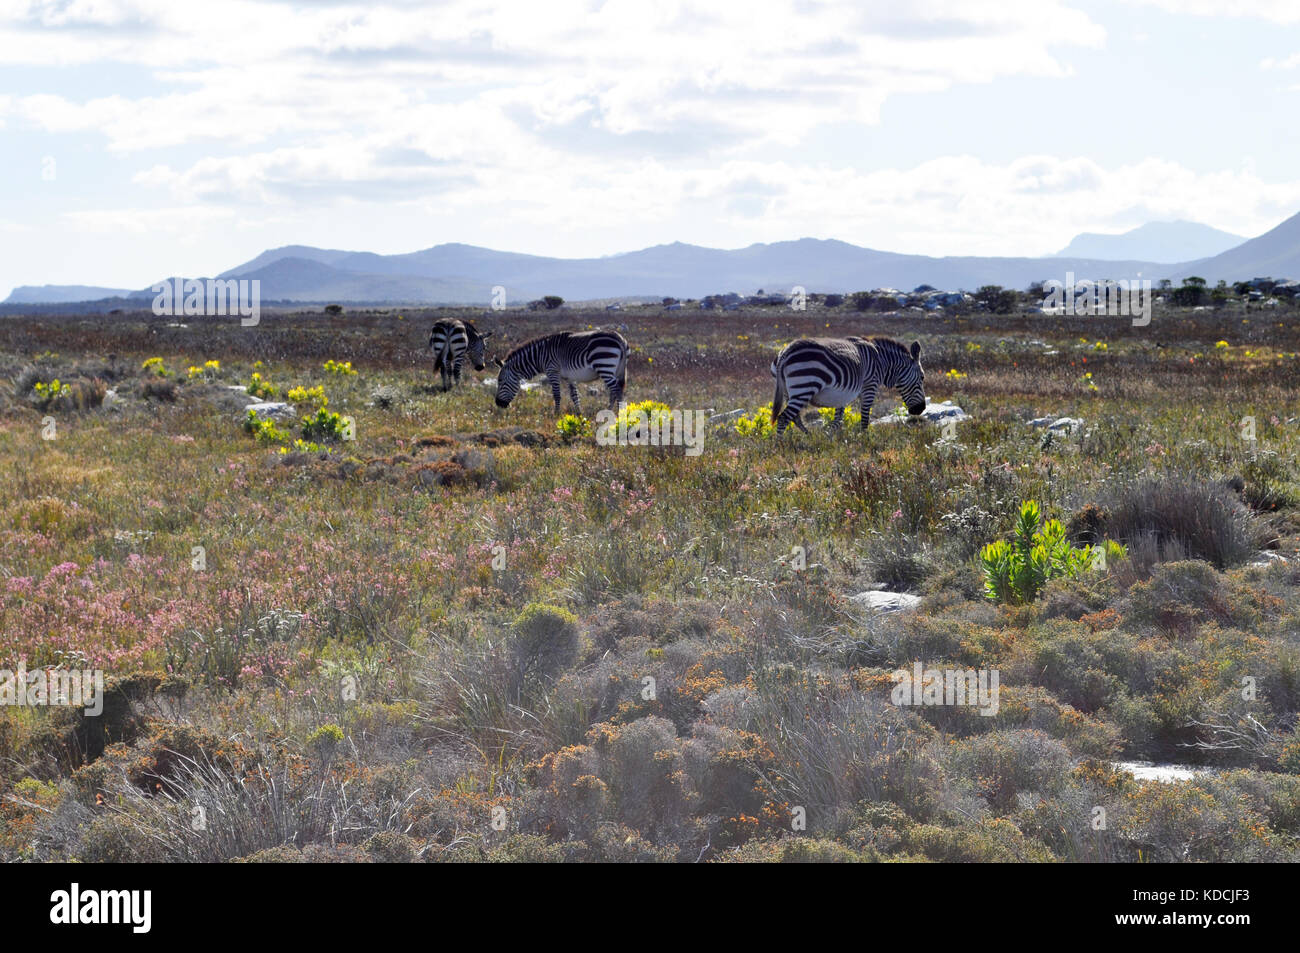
306,723,345,758
734,406,775,438
323,359,356,375
862,533,934,593
509,603,581,695
187,359,221,380
556,414,592,440
244,410,289,444
939,506,1000,559
301,406,351,442
614,400,671,436
285,384,327,405
30,376,107,411
980,500,1125,604
245,372,278,400
137,377,178,402
817,405,862,427
1100,476,1268,570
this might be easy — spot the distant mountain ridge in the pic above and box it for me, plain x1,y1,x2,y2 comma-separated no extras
1056,220,1244,263
6,211,1300,306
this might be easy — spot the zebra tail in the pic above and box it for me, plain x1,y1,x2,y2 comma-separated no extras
772,370,786,421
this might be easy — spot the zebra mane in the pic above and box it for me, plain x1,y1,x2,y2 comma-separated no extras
502,333,555,364
864,336,911,358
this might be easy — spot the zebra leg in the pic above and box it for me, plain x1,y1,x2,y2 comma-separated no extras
547,371,563,414
567,381,582,414
453,362,462,386
605,364,626,410
829,407,845,430
858,385,878,430
776,396,812,434
440,359,452,391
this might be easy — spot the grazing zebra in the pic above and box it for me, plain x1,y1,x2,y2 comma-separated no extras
771,336,926,434
428,319,493,390
493,329,628,413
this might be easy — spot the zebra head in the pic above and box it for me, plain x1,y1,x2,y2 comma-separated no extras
493,356,520,408
895,340,927,415
463,321,493,371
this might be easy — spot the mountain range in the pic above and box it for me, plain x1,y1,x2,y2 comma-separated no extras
7,213,1300,307
1054,220,1244,262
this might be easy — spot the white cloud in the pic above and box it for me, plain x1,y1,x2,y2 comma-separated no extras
120,148,1300,257
0,0,1106,154
3,0,1300,283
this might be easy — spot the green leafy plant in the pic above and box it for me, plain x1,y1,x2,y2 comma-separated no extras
285,384,327,405
556,413,592,440
245,372,278,400
323,359,357,376
141,356,171,377
301,406,350,442
244,409,290,444
817,406,862,427
615,399,671,434
980,500,1125,604
735,405,775,438
32,378,71,403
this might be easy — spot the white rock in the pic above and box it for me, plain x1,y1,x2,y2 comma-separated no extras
709,408,746,424
244,401,295,421
1028,416,1084,432
849,591,922,612
875,400,969,426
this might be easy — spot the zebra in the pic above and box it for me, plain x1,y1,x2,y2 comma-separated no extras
771,336,926,434
492,329,628,413
429,319,493,391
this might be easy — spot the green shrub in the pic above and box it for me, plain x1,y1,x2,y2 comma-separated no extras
509,603,581,695
244,409,289,443
245,372,278,400
556,414,592,440
734,406,775,438
301,406,351,442
980,500,1124,605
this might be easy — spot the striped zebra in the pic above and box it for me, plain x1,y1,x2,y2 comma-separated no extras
492,329,628,413
429,319,493,391
771,336,926,434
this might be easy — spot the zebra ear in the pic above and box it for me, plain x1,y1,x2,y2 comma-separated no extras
481,331,494,340
910,340,921,360
494,357,504,368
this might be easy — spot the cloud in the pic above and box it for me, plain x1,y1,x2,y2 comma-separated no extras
0,0,1106,155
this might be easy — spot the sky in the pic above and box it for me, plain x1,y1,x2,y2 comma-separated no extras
3,0,1300,295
